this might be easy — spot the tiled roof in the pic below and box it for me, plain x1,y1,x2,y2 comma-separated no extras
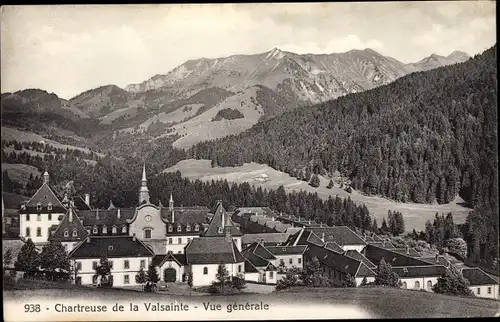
234,207,275,217
241,249,270,267
357,263,377,277
24,183,64,210
274,223,291,233
185,237,245,264
345,250,377,269
265,221,280,229
324,242,344,253
392,265,447,278
242,233,290,246
462,268,499,286
50,208,88,242
306,226,366,246
306,243,362,277
202,201,242,237
266,245,307,255
152,253,187,267
366,241,397,249
389,248,422,257
243,242,276,260
160,206,210,224
364,244,430,267
78,208,135,227
70,195,91,210
69,236,154,259
285,227,302,235
244,259,260,273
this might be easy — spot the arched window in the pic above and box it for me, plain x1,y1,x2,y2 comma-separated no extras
203,267,208,275
186,225,191,232
37,202,42,211
238,265,242,273
102,226,108,234
72,229,78,237
168,225,173,232
26,227,31,237
121,226,127,233
48,202,53,211
218,226,223,234
194,224,199,232
427,280,432,289
36,227,42,237
402,282,407,289
177,225,182,232
414,281,420,289
64,230,69,237
92,226,98,234
112,226,117,234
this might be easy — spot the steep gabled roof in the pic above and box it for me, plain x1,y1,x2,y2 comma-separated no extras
78,208,135,227
266,245,307,255
324,242,344,254
242,233,290,246
243,242,276,260
306,243,361,276
462,267,499,286
50,207,88,242
356,262,377,277
306,226,366,246
345,250,377,269
160,206,210,224
392,265,447,278
70,195,91,210
202,201,241,237
69,236,154,259
25,183,64,209
364,244,430,267
185,237,245,264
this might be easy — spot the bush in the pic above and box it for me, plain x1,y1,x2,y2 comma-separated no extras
341,274,357,288
232,276,246,291
432,266,474,297
3,274,16,290
276,268,300,291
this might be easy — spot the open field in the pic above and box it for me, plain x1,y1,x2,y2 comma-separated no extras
3,285,498,319
164,159,472,231
1,163,42,185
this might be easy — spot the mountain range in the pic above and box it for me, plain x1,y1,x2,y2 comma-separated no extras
1,47,471,148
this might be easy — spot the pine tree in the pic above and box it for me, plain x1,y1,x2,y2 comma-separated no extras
432,266,474,296
135,268,147,285
301,257,330,287
374,258,400,287
360,276,368,286
342,273,357,288
327,179,334,189
39,239,70,280
15,238,40,277
3,248,13,275
95,255,111,281
146,263,160,284
215,263,230,294
372,218,379,234
381,218,388,234
309,174,320,188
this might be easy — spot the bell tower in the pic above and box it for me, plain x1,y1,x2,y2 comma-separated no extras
139,163,150,205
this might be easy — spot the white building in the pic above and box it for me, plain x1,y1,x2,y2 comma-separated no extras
392,265,447,291
462,267,499,300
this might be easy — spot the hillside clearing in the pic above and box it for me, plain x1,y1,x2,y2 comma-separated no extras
1,163,42,184
164,159,472,231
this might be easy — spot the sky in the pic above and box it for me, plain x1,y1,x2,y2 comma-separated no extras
1,2,496,100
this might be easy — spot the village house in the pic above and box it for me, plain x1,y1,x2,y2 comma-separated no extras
461,267,499,300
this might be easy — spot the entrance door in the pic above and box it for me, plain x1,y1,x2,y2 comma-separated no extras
164,268,176,282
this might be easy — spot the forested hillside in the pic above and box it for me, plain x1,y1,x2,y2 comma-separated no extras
190,45,498,263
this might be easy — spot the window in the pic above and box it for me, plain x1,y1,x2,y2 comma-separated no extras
121,226,126,233
37,214,41,221
178,238,182,244
112,226,117,234
64,230,69,237
124,260,130,269
92,261,98,270
402,282,407,289
487,287,492,294
195,224,199,232
37,227,42,237
177,225,182,232
140,260,146,269
48,228,51,237
178,251,181,254
76,262,82,270
108,246,114,251
168,238,173,244
37,203,42,211
72,229,78,237
289,258,293,264
414,281,420,289
109,261,114,269
238,265,242,273
280,259,284,266
144,229,152,239
477,288,480,295
186,225,191,232
168,225,173,232
103,226,108,234
48,213,52,220
270,272,274,278
92,227,98,234
298,258,302,264
86,228,91,235
187,238,191,243
203,267,208,275
64,244,68,251
92,275,98,284
218,227,223,233
48,203,52,211
124,275,130,284
26,227,31,237
427,281,432,289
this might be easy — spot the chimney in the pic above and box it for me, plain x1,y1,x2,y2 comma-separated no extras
85,194,90,207
69,208,73,223
86,236,90,243
133,233,136,241
117,208,121,219
321,233,325,243
96,209,99,219
406,246,409,254
260,238,264,245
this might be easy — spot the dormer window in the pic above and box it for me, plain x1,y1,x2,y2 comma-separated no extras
121,226,126,233
195,224,199,232
112,226,117,234
403,267,408,273
47,203,53,211
103,226,108,234
86,228,91,234
72,229,78,237
186,225,191,232
21,204,26,210
92,226,98,234
37,203,42,211
64,230,69,237
177,225,182,232
168,225,173,233
218,226,223,234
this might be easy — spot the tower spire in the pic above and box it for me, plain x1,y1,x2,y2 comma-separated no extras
139,162,150,205
43,169,50,185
